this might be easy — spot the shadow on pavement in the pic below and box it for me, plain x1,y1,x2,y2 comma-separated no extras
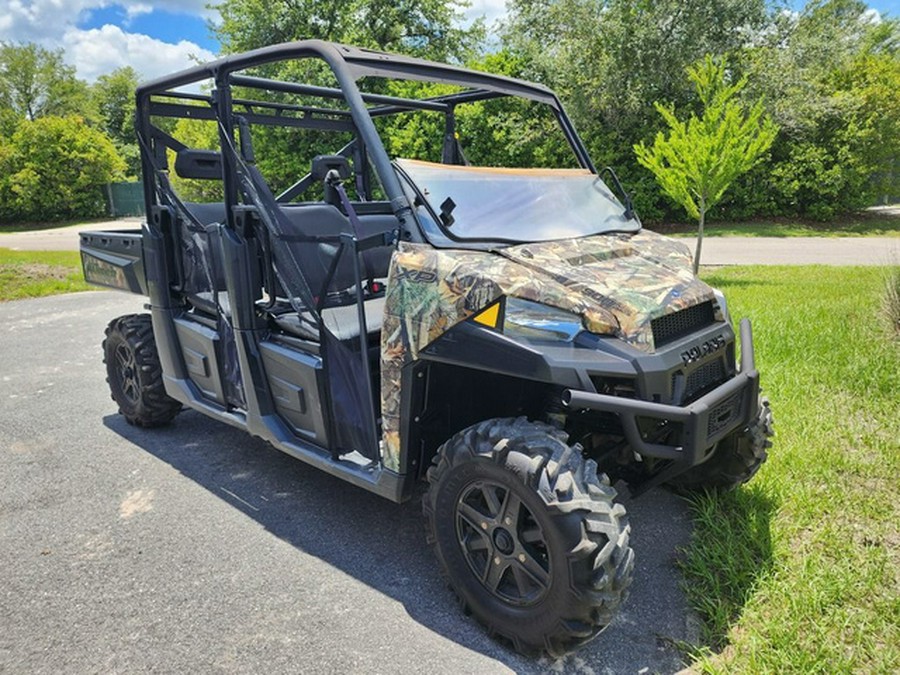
105,409,697,673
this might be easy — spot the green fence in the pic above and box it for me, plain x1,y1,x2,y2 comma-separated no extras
106,181,145,217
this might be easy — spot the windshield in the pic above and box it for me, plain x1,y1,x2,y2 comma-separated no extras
397,159,640,244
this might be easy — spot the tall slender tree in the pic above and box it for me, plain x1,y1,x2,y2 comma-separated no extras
634,56,777,273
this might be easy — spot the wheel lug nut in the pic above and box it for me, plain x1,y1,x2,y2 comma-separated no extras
481,522,488,530
504,517,511,525
494,556,501,565
518,554,526,562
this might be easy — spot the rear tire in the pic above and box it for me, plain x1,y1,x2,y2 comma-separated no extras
669,396,774,491
103,314,181,427
423,417,634,656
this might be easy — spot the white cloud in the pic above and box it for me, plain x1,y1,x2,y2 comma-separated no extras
861,8,882,25
0,2,216,83
124,3,154,22
63,24,215,82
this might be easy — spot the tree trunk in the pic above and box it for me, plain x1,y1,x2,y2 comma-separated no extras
693,204,706,276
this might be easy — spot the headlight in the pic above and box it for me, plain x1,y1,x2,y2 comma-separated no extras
712,287,730,323
503,298,584,342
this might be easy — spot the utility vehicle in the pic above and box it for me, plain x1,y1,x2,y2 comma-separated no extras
81,40,773,656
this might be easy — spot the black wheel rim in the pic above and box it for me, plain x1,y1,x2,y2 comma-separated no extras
456,479,551,606
114,343,140,404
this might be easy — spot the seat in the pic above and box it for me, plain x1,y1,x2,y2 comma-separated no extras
273,296,386,341
177,202,229,317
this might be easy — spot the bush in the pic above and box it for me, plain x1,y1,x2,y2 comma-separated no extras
0,116,125,224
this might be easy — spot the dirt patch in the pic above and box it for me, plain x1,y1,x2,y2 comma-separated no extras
119,489,157,519
1,263,71,282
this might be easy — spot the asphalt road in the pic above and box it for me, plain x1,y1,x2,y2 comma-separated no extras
1,291,697,674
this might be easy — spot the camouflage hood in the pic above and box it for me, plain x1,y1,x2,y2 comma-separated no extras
499,230,715,350
379,228,714,471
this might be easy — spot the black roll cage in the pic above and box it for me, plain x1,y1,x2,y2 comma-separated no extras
135,39,596,237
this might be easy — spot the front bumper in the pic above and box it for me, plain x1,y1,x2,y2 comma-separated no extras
562,319,760,466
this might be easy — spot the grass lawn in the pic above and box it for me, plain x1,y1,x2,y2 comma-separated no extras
0,248,92,301
683,266,899,672
652,211,900,238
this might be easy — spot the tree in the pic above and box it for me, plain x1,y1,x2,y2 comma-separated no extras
634,56,776,273
91,67,140,176
0,116,126,223
213,0,483,62
91,67,138,147
731,0,900,218
0,43,91,129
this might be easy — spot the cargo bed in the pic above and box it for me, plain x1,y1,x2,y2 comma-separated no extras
80,229,146,295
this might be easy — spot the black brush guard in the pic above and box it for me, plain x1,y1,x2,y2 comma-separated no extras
562,319,759,466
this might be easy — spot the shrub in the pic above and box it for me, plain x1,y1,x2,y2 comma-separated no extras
0,116,125,224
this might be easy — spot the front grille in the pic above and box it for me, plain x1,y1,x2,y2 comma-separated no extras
652,301,715,347
682,358,726,402
707,392,743,437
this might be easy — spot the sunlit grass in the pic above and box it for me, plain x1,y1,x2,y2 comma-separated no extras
0,248,92,301
681,266,900,672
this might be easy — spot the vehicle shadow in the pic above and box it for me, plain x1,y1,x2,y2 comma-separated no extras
675,484,777,653
104,410,700,673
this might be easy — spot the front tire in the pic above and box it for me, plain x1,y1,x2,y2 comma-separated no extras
423,418,634,656
103,314,181,427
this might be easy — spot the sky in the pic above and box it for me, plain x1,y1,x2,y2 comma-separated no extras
0,0,897,84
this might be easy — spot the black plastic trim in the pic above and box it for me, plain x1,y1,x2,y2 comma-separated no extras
562,319,760,465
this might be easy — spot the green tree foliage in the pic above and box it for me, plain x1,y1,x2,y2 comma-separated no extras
634,56,776,272
504,0,899,221
0,116,126,223
371,54,574,170
214,0,484,62
503,0,769,220
91,67,138,146
90,67,141,177
0,43,92,133
729,0,900,218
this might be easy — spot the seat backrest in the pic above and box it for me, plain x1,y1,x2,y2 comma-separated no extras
179,202,228,293
183,202,226,227
356,214,397,281
311,155,352,207
277,204,397,298
278,204,355,297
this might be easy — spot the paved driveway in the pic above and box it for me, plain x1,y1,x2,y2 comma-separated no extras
1,291,697,674
1,218,896,265
683,235,898,266
0,218,143,251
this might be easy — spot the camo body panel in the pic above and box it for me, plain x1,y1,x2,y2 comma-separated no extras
379,230,715,471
